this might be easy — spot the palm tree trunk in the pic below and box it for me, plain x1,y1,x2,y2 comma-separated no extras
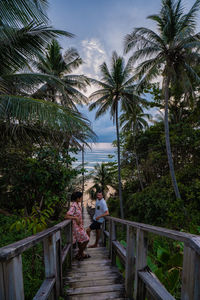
115,102,124,218
135,148,144,191
164,75,181,199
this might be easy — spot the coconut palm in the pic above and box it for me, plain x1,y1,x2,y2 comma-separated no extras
33,40,88,108
124,0,200,199
89,51,141,218
120,101,150,190
0,0,96,145
87,163,115,199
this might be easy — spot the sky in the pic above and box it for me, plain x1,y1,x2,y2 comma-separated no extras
48,0,197,142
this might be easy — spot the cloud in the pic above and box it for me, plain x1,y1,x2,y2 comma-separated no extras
80,38,107,77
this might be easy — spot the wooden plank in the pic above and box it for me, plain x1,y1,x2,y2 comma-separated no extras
65,290,125,300
134,229,148,300
64,269,121,282
68,266,119,277
43,234,57,278
101,221,106,247
181,245,200,300
72,260,111,268
111,220,117,265
0,262,5,300
62,244,71,264
0,220,71,261
71,259,111,266
43,234,57,298
2,254,24,300
112,241,126,264
33,278,55,300
66,283,125,295
138,270,175,300
125,225,135,299
66,277,123,288
65,222,73,267
55,231,62,296
70,264,114,272
104,230,110,238
105,217,199,251
86,246,108,251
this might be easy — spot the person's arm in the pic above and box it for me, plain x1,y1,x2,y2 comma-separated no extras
65,212,80,225
96,210,109,221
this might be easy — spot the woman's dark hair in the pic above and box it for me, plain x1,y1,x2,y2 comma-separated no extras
71,191,83,202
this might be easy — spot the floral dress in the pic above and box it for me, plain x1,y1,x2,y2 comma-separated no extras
67,202,89,244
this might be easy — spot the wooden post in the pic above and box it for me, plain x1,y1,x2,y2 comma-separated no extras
101,221,106,247
181,245,200,300
43,234,57,299
66,222,73,267
109,220,116,264
1,255,24,300
125,225,135,299
111,221,116,265
55,231,62,296
134,229,148,300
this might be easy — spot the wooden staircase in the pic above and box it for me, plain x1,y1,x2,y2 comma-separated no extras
64,247,126,299
64,206,127,299
1,206,200,299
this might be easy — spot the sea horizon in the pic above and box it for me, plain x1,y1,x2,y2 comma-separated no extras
71,142,117,171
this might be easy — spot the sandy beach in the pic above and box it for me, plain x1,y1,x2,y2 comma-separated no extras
83,179,115,208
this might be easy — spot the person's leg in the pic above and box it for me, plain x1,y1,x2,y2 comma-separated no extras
77,241,89,259
95,229,101,246
86,227,91,237
88,222,101,248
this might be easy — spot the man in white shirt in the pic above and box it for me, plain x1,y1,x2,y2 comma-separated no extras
86,191,109,248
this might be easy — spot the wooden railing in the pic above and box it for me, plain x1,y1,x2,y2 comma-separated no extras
103,216,200,300
0,220,72,300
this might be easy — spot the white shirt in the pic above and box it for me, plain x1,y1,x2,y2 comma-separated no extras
93,198,108,223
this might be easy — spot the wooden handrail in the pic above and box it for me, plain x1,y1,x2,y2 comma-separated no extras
104,216,200,300
0,219,73,300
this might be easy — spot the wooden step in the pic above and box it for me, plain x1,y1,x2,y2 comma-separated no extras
70,264,113,272
65,284,125,296
64,270,121,282
65,290,125,300
66,277,123,288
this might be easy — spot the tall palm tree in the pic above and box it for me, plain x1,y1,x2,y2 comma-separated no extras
124,0,200,199
89,51,140,218
120,101,150,190
33,40,88,108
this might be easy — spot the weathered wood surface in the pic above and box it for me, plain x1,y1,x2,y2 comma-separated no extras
64,247,126,299
112,240,126,263
33,278,55,300
1,254,24,300
0,220,71,261
134,229,148,299
181,245,200,300
64,208,126,299
138,270,175,300
105,216,200,254
125,225,135,299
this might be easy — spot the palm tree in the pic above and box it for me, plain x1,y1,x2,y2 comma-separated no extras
120,100,150,190
87,163,115,199
33,40,88,108
124,0,200,199
89,51,140,218
0,0,96,145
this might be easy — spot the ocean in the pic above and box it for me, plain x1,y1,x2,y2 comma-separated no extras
72,142,116,171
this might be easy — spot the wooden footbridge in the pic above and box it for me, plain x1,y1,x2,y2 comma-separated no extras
0,207,200,300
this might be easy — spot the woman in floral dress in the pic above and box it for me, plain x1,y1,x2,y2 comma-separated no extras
65,191,90,260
